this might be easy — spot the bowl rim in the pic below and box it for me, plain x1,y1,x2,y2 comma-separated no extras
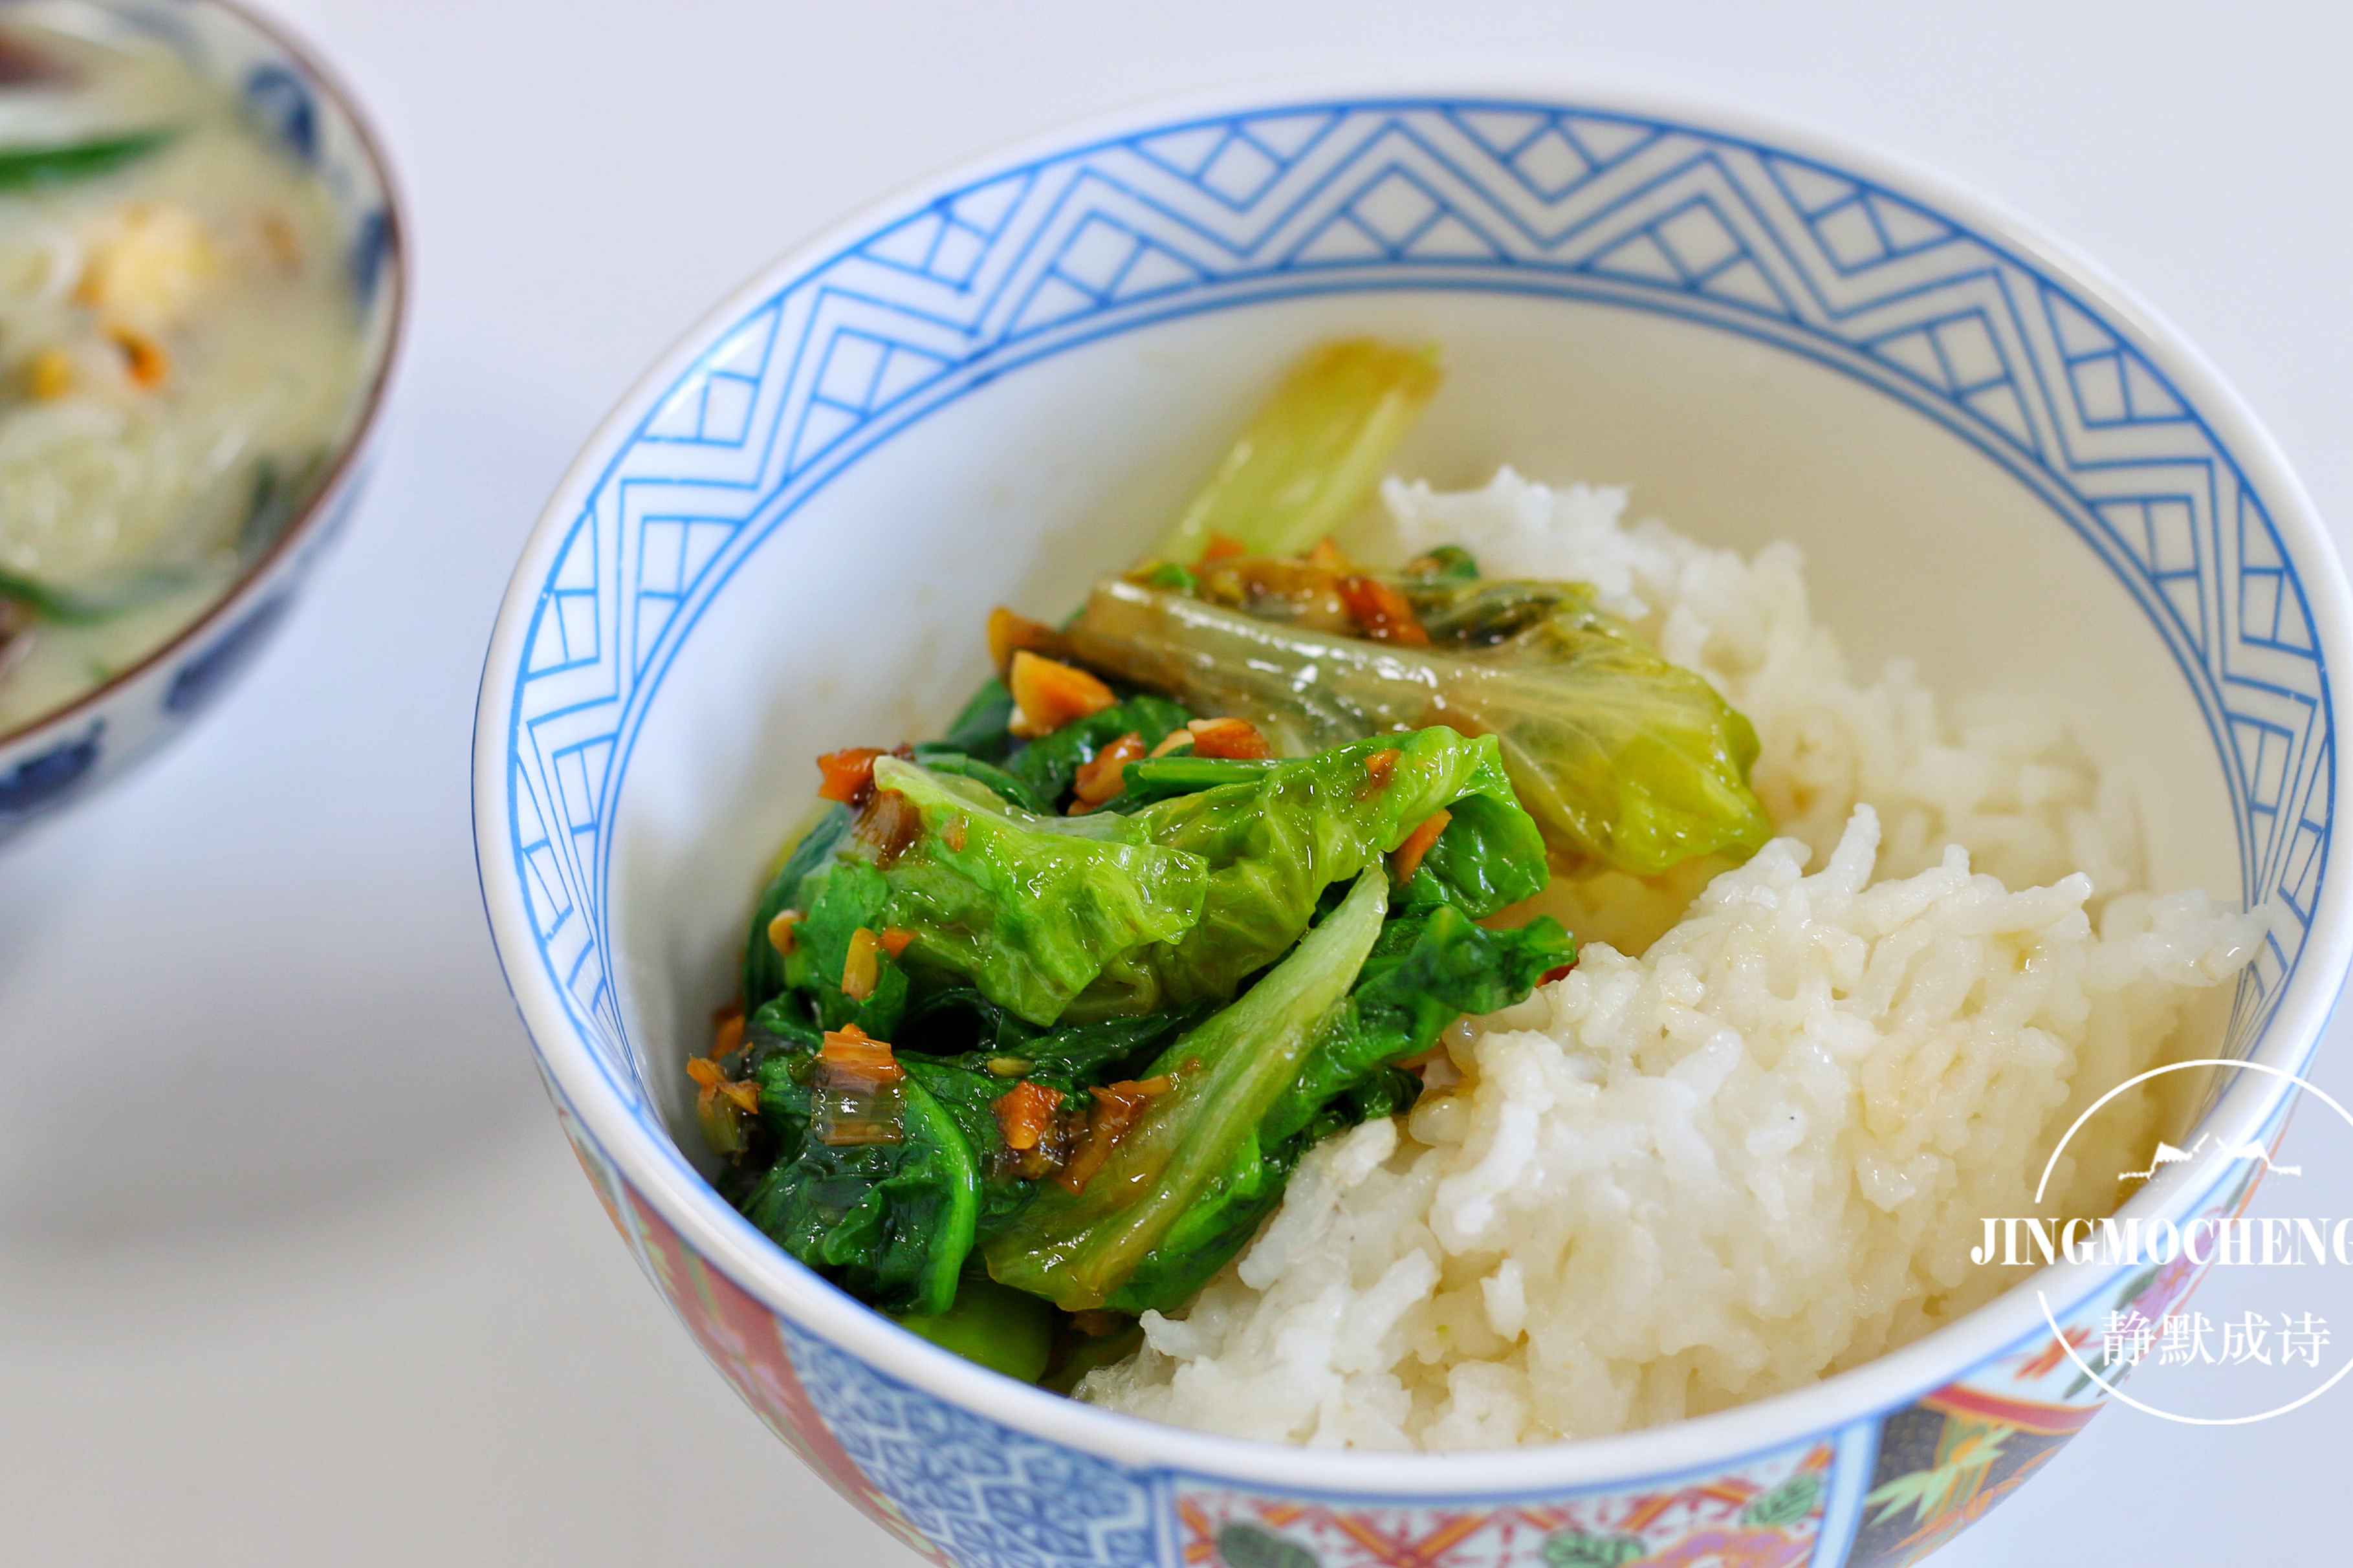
474,68,2353,1494
0,0,410,755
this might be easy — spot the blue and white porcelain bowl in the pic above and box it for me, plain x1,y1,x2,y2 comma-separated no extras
0,0,403,838
474,80,2350,1567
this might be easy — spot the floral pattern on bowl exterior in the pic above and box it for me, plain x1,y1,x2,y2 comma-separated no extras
1170,1444,1833,1568
556,1081,2292,1568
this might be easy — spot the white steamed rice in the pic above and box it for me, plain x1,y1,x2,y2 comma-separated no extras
1077,470,2266,1449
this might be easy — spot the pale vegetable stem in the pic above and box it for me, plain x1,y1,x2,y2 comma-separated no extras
1151,339,1440,566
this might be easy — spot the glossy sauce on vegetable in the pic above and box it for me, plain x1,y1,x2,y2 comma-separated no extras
0,8,368,732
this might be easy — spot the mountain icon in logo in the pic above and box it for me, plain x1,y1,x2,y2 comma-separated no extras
2119,1131,2302,1184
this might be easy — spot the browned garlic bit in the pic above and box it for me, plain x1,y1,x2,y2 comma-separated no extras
1007,649,1117,737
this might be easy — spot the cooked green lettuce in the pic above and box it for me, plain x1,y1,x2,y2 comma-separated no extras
851,756,1208,1026
912,692,1188,816
906,747,1051,815
802,728,1547,1030
1263,903,1571,1148
936,677,1018,762
1099,900,1575,1313
725,981,1224,1314
729,864,1571,1323
1113,753,1279,810
1093,726,1540,1012
893,985,1213,1091
743,805,855,1014
1067,576,1771,877
782,857,914,1038
892,1278,1056,1382
739,1045,979,1316
1115,757,1577,920
996,693,1190,810
1397,791,1552,917
983,869,1392,1311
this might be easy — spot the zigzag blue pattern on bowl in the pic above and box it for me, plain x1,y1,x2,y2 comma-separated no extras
780,1321,1161,1567
500,98,2332,1108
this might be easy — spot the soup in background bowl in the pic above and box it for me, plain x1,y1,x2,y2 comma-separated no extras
0,0,400,834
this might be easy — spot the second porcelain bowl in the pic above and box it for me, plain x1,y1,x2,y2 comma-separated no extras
0,0,404,838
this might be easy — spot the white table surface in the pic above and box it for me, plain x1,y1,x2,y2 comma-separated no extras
5,1,2348,1561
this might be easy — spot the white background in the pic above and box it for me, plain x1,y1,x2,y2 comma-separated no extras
3,1,2348,1562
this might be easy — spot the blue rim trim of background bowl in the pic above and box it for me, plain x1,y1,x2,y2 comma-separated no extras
477,81,2350,1493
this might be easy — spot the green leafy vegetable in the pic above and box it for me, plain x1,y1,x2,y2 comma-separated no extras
892,1276,1056,1382
1093,1118,1314,1315
1152,340,1440,565
1000,693,1190,809
743,805,855,1013
0,564,192,626
895,1054,1034,1239
937,677,1018,763
730,985,1232,1331
825,729,1544,1029
907,746,1051,814
915,692,1190,815
1115,752,1278,809
1099,900,1571,1310
855,755,1209,1025
1263,904,1572,1147
898,986,1214,1094
1068,576,1771,877
715,724,1566,1338
780,856,912,1038
0,128,173,192
1097,726,1542,1012
741,1047,979,1316
1399,793,1551,918
984,869,1392,1312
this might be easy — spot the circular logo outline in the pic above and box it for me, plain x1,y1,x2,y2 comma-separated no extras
2035,1057,2353,1426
